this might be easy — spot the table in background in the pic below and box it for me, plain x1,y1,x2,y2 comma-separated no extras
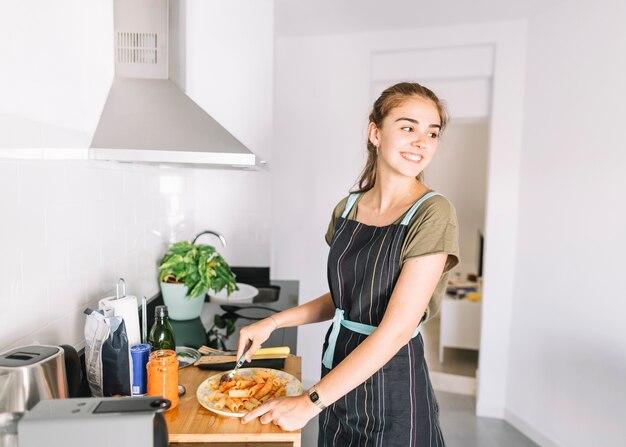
166,356,302,447
439,295,482,363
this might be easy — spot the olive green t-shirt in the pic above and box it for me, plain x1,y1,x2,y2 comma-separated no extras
325,193,460,321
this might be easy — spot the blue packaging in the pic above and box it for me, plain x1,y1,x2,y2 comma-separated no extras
130,344,152,396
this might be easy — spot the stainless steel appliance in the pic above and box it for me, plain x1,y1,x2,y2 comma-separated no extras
90,0,257,167
0,345,67,413
15,396,169,447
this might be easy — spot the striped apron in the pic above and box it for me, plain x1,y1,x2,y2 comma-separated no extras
318,192,445,447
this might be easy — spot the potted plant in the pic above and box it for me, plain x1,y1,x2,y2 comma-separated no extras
158,241,238,320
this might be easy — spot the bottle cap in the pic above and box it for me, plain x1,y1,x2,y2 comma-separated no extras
155,305,169,318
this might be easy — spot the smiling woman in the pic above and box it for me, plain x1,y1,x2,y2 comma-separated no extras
237,82,459,446
357,82,448,192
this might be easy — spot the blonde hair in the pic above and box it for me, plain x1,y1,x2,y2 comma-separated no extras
354,82,448,193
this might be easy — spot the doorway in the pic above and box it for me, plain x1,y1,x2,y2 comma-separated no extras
421,119,490,395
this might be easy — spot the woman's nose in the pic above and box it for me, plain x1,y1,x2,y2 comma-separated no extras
411,135,425,148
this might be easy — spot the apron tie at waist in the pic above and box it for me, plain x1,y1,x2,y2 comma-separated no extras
322,308,421,370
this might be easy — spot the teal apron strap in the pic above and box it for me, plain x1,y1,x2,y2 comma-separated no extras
322,308,422,370
400,191,441,226
341,193,361,219
322,308,345,369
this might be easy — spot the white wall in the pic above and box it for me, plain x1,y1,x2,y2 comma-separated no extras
273,22,526,403
0,0,275,354
504,1,626,445
192,168,271,267
273,32,370,385
0,0,113,136
184,0,274,267
0,159,195,353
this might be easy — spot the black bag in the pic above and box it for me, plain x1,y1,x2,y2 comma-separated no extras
101,318,131,396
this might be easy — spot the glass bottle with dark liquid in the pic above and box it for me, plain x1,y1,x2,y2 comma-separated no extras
148,305,176,351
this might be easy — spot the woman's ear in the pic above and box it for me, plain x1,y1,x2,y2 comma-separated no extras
367,122,379,147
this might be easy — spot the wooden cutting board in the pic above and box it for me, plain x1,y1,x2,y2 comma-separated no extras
166,355,302,446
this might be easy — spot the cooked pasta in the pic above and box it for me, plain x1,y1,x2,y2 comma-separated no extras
203,369,293,414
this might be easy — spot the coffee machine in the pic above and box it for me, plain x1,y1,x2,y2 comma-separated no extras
0,345,168,447
10,396,170,447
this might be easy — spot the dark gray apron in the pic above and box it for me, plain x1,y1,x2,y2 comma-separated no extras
318,192,445,447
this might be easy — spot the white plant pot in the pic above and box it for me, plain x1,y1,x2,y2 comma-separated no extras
160,282,205,321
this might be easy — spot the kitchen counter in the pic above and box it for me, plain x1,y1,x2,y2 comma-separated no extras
166,356,302,446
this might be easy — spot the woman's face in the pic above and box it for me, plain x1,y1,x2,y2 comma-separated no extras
369,96,441,180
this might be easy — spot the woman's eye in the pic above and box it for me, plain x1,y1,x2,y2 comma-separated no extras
428,132,439,139
401,126,413,132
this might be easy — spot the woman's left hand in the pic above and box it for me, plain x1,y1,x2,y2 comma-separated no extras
240,394,322,431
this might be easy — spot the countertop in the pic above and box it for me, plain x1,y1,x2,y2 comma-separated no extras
166,356,302,446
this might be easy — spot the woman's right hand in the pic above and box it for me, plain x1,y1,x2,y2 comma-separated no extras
236,316,278,362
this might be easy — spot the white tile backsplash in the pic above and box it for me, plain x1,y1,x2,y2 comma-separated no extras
0,160,196,353
192,168,271,267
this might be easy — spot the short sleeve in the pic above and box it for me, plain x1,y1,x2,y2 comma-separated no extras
401,194,460,271
401,194,460,321
325,196,350,245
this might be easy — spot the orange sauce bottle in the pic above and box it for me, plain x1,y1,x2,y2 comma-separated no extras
147,349,179,410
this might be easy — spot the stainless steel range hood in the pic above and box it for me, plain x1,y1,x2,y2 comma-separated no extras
90,0,255,167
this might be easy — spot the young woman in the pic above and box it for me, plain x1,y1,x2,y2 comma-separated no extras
239,82,459,446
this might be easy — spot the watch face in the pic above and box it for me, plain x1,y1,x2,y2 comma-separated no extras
310,391,320,402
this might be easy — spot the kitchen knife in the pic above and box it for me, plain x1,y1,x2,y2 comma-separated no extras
197,358,286,371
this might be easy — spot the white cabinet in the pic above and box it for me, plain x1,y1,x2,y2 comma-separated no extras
439,295,482,363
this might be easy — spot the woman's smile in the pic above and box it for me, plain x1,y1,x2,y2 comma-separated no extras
400,152,423,163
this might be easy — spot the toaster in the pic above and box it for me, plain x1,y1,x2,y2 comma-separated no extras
0,345,68,412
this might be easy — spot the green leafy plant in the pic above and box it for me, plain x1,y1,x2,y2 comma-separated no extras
158,241,238,299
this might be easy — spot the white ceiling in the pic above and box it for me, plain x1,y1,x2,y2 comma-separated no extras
275,0,560,36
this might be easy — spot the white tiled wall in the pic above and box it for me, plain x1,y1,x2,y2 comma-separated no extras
192,168,271,267
0,160,196,353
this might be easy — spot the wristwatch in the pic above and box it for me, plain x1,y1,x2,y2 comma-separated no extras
308,385,326,410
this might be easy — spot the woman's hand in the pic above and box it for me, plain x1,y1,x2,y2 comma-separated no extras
236,317,277,362
240,394,321,431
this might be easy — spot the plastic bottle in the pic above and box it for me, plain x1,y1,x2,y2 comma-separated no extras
148,305,176,351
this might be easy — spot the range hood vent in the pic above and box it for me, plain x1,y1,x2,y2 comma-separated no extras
89,0,256,167
116,32,158,65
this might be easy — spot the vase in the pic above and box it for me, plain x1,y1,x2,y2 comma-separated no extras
160,282,205,321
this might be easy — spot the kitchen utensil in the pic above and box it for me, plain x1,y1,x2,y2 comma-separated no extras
0,345,68,413
142,296,148,344
219,341,252,384
218,304,280,323
197,368,302,418
175,346,201,369
17,396,169,447
196,352,289,366
197,359,286,371
198,345,290,356
197,345,224,355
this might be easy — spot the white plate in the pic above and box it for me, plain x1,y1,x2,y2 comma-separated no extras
196,367,303,418
208,282,258,303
